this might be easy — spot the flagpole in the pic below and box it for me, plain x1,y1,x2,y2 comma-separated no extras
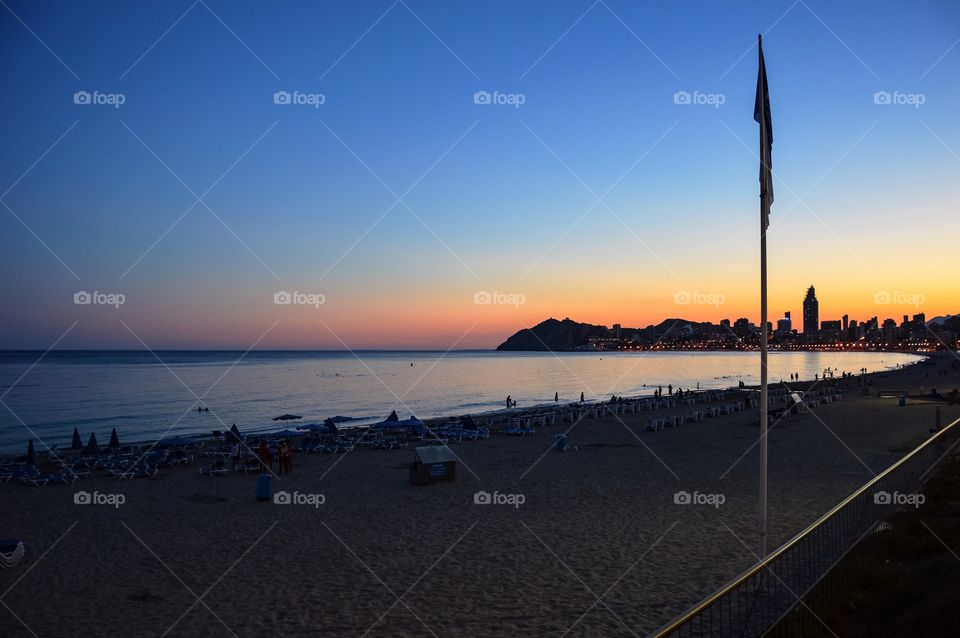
757,32,769,561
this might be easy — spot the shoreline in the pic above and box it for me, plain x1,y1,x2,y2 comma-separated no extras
2,353,930,462
2,353,959,636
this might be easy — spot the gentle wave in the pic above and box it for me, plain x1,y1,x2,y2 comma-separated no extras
0,350,923,453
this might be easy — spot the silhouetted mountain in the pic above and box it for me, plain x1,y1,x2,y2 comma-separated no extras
496,318,613,351
927,315,957,326
496,317,713,351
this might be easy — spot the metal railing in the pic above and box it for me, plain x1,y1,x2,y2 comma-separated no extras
653,415,960,638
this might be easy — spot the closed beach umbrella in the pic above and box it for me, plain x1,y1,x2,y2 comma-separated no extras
25,440,36,465
108,428,120,449
71,428,82,449
229,424,243,442
85,433,98,455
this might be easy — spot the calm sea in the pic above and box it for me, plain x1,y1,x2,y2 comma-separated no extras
0,350,922,453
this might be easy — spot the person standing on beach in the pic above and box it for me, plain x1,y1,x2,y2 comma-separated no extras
555,392,558,402
279,441,292,474
668,384,673,395
580,392,585,403
257,439,272,473
230,440,240,471
277,441,287,475
506,395,512,409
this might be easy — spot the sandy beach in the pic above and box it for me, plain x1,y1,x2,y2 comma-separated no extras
2,354,959,637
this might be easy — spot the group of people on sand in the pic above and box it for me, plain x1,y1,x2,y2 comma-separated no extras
508,384,697,408
244,439,293,474
652,384,687,399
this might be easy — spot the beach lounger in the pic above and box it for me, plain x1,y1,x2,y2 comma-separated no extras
0,540,25,570
297,439,318,453
200,460,229,476
21,473,50,487
6,466,59,486
236,458,262,473
40,470,80,485
113,463,159,480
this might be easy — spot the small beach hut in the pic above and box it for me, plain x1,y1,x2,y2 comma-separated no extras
108,428,120,449
71,428,82,450
25,440,36,466
84,433,98,455
409,446,456,485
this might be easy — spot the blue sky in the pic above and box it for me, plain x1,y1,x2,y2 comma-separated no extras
1,0,958,348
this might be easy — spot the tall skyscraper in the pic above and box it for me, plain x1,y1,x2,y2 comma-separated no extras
802,286,819,334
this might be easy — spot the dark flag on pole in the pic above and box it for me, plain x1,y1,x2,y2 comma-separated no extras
754,34,774,229
754,33,774,559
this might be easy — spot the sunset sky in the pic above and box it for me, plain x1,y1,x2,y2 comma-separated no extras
1,0,958,349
